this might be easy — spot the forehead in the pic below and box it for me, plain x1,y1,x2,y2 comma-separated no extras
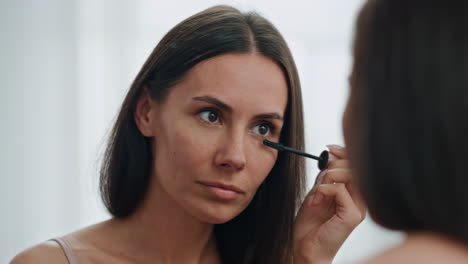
171,53,289,113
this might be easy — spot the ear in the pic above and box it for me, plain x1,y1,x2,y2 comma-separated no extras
134,87,157,137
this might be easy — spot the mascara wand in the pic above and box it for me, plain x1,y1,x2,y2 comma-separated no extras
263,139,329,170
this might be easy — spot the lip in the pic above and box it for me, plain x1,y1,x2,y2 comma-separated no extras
197,181,244,193
197,181,245,200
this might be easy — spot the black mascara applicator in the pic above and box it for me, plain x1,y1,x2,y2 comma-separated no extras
263,139,329,170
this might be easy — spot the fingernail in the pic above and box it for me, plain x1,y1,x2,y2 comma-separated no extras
326,144,344,151
328,153,338,161
313,169,327,188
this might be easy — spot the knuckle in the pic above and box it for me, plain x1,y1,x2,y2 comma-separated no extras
325,168,351,182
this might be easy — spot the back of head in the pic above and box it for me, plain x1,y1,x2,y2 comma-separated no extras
350,0,468,244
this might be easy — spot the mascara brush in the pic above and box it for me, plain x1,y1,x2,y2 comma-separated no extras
263,139,329,170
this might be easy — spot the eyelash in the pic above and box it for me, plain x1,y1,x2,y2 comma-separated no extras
198,107,222,125
253,121,276,137
196,108,278,137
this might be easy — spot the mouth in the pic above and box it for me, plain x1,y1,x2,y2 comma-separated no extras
197,181,245,200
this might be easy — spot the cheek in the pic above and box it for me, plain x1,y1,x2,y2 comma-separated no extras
245,143,278,190
171,128,213,167
172,129,214,164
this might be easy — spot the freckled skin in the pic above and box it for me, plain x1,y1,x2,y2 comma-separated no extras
149,53,289,223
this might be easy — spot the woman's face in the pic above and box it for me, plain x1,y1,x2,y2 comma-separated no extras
144,53,288,223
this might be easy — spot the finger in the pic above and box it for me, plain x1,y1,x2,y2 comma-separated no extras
321,169,367,218
301,170,333,217
312,169,327,189
299,186,360,262
311,168,351,199
310,184,363,227
326,145,348,159
322,168,351,184
326,159,350,170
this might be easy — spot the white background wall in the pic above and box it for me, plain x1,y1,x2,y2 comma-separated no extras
0,0,403,263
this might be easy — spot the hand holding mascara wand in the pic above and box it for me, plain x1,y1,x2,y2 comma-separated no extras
263,139,329,170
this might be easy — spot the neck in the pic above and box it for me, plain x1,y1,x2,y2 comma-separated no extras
111,180,219,264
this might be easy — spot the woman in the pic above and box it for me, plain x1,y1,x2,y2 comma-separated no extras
344,0,468,263
12,5,364,264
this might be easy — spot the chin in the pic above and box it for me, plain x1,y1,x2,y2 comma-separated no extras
205,216,233,224
192,203,247,224
201,209,242,224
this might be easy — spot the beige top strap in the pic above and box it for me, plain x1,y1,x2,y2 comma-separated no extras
50,238,78,264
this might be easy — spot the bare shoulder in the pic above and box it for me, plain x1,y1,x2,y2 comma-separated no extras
10,240,68,264
359,236,468,264
358,243,405,264
360,255,393,264
10,219,119,264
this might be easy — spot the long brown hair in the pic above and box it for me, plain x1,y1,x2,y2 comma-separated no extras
100,5,305,263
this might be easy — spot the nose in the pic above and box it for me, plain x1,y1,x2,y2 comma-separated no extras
214,130,247,171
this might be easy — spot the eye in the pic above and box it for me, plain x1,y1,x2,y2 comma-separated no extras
253,123,273,137
199,109,220,124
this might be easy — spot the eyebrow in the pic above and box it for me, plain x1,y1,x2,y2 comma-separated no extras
192,95,284,121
